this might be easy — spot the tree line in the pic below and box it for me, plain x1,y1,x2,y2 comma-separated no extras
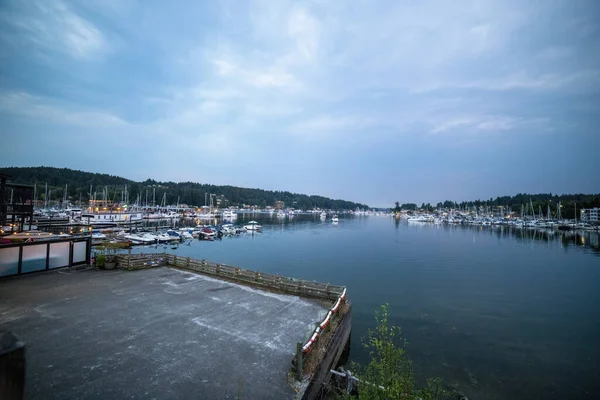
394,193,599,219
0,166,369,211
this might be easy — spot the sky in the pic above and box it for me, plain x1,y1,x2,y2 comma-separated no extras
0,0,598,207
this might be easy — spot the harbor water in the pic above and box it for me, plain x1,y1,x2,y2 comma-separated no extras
132,214,600,399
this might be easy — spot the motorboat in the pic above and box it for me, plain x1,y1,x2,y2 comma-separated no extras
244,221,262,231
320,212,327,220
123,234,156,245
199,227,216,238
220,224,237,235
222,210,238,219
155,233,173,243
331,215,339,223
407,215,434,222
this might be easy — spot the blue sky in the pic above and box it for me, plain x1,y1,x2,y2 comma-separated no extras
1,0,598,207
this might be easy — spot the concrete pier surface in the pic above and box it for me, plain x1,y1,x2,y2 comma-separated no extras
0,267,329,399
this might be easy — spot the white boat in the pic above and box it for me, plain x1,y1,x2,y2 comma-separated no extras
123,234,156,245
222,210,238,219
277,211,286,218
407,215,434,222
141,233,160,243
155,233,173,243
198,213,217,219
91,232,107,240
331,215,339,223
244,221,262,231
221,224,237,235
320,212,327,219
81,211,143,225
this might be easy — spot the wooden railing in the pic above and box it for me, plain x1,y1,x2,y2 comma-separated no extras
115,253,345,301
115,253,167,270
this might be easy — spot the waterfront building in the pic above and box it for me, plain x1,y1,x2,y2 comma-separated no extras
581,207,599,222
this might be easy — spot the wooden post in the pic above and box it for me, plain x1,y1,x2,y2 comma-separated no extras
0,331,25,400
295,342,303,381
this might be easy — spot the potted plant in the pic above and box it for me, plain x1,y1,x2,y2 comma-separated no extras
95,253,106,269
95,242,130,270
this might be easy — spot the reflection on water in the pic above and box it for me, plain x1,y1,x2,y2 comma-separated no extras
394,217,600,255
132,214,599,399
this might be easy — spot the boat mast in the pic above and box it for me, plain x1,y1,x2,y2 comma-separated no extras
521,204,524,219
44,182,48,209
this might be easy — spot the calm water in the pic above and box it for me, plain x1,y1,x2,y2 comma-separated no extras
133,214,600,399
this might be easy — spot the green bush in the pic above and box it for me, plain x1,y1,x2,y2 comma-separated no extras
333,304,448,400
96,253,106,268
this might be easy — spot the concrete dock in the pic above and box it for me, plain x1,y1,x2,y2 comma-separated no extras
0,267,330,399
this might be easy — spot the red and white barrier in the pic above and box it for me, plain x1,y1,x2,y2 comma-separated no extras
302,288,347,353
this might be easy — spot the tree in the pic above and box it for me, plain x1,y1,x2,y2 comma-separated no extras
394,202,401,212
400,203,417,211
0,166,370,210
333,305,447,400
356,304,415,399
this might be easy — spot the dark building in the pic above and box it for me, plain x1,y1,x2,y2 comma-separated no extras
0,173,34,232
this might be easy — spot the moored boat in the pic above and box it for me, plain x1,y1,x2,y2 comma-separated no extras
244,221,262,231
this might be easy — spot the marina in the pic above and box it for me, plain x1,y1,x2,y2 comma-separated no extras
1,175,599,398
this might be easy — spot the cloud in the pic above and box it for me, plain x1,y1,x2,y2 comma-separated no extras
1,0,109,60
286,6,320,64
1,0,599,204
287,115,372,135
417,71,600,93
430,115,550,135
0,91,127,127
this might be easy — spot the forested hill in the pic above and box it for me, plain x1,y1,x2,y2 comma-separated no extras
0,166,369,210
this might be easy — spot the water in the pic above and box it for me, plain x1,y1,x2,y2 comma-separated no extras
133,214,600,399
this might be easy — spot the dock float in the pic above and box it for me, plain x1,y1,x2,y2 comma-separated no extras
0,253,350,399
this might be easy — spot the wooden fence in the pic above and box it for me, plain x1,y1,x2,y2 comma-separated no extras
114,253,345,301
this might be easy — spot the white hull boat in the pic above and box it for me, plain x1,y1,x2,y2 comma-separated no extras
244,221,262,231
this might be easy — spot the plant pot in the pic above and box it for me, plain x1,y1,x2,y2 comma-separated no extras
95,254,106,269
105,261,116,270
